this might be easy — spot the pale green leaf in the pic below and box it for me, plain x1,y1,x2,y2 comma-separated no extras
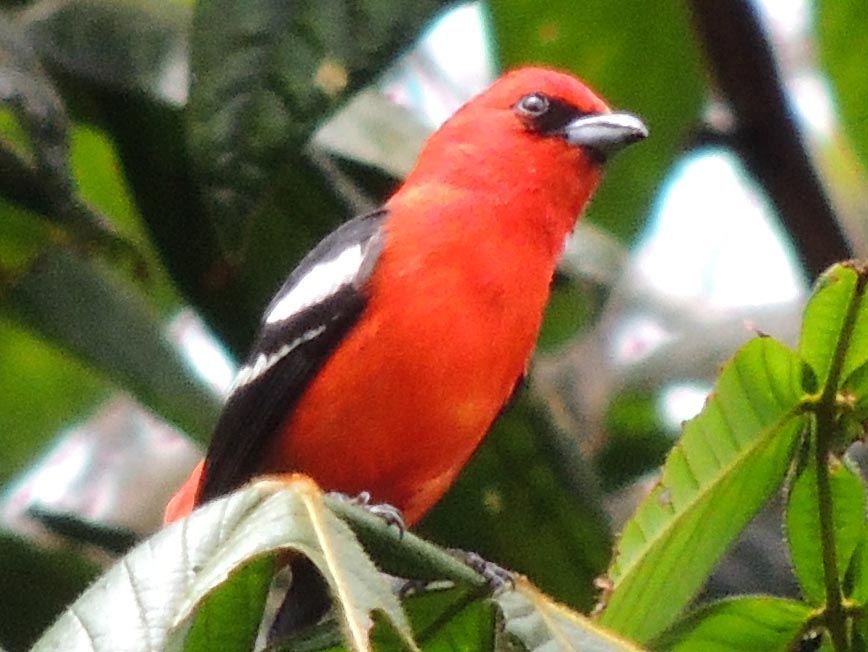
31,477,415,652
598,338,807,643
497,578,648,652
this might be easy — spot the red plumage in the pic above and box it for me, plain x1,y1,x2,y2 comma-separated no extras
165,67,646,526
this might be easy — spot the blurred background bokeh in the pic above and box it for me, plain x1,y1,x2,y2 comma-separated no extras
0,0,865,649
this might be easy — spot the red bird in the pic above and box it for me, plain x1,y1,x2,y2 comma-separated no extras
165,67,647,527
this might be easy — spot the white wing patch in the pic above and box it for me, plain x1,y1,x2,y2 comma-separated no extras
265,244,364,325
231,325,327,392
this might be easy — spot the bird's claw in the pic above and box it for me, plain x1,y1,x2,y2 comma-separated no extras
448,548,516,593
397,578,430,599
328,490,406,536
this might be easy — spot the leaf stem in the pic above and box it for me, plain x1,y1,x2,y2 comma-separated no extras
816,409,849,652
814,266,867,652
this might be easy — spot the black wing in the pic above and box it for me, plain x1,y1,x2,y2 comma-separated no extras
198,208,387,503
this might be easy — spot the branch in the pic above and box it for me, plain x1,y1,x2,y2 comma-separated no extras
688,0,851,279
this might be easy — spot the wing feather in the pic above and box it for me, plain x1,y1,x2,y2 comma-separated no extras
198,208,387,502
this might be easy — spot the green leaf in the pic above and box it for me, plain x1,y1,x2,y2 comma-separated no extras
0,16,136,260
0,188,52,272
786,457,866,604
187,0,449,254
183,557,273,652
654,596,812,652
497,579,649,652
537,274,597,351
598,390,672,492
799,263,868,390
92,94,262,355
25,506,139,555
857,622,868,652
326,494,485,589
419,393,611,611
333,486,636,652
0,535,99,652
2,248,220,440
0,316,109,485
598,338,807,643
19,0,191,106
391,588,500,652
846,524,868,604
31,477,415,652
817,0,868,171
312,87,430,180
0,16,67,178
67,121,183,313
490,0,704,241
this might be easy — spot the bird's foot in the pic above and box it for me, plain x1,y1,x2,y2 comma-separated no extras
448,548,516,593
328,490,406,536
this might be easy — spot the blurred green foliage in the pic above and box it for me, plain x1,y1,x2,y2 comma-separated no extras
2,0,868,651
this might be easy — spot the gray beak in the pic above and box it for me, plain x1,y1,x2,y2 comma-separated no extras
562,112,648,159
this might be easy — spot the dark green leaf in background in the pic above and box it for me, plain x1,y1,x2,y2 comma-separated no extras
186,0,450,255
3,248,220,440
597,390,672,493
66,120,185,310
0,14,135,258
536,273,599,352
95,93,263,355
0,535,99,652
19,0,191,107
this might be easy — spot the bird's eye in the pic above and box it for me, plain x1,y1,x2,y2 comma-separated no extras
516,93,550,117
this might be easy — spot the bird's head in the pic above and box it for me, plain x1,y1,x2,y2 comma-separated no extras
404,67,647,200
393,67,647,257
477,66,648,162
